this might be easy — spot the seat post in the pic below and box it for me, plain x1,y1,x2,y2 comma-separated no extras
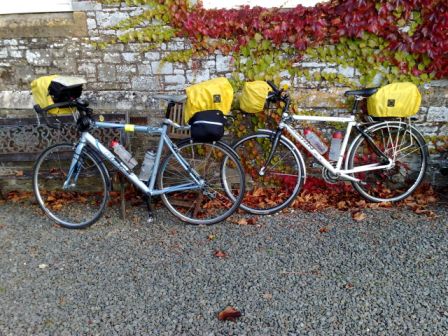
351,96,362,114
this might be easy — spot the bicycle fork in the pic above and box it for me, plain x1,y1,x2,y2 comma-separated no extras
259,128,283,176
63,142,86,190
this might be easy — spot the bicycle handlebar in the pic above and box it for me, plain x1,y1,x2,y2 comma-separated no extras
266,80,279,94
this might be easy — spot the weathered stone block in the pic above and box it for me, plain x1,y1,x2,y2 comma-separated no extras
72,1,102,11
0,12,88,38
338,65,355,78
418,125,440,136
216,54,231,73
138,64,152,75
167,41,185,51
144,52,160,61
186,69,210,83
151,61,173,75
0,91,33,109
299,62,326,68
0,49,9,58
2,39,18,46
98,64,116,82
131,76,154,90
77,62,96,77
165,75,185,85
427,106,448,122
104,53,121,64
116,65,136,83
164,85,185,91
95,11,128,29
322,67,337,74
293,88,348,109
25,50,52,66
87,18,97,30
8,50,23,58
122,52,139,63
53,59,77,73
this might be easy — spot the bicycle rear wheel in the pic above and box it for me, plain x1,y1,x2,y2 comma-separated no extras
232,132,305,215
347,122,428,202
158,140,245,225
33,143,109,229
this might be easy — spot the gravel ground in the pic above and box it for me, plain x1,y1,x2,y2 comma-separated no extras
0,199,447,335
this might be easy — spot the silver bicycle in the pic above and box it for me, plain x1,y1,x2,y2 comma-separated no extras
231,81,428,215
32,97,245,228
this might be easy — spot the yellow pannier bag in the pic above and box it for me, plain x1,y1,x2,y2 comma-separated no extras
184,77,233,123
239,81,273,113
31,75,83,115
367,82,421,118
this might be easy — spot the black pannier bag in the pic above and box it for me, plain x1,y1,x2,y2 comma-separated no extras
189,110,226,142
48,76,84,103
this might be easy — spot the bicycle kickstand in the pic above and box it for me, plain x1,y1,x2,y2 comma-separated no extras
144,195,154,223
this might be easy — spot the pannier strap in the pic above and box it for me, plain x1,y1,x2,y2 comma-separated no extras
344,87,379,97
153,94,187,104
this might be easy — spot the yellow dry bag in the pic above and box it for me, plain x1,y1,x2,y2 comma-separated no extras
184,77,233,123
367,82,421,118
239,81,273,114
31,75,85,115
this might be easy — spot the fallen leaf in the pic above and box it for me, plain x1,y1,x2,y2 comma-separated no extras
214,250,227,258
337,201,347,210
237,218,248,225
352,212,366,221
218,306,241,321
246,217,258,225
319,227,330,233
208,234,217,241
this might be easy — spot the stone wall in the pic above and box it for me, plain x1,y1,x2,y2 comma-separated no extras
0,0,447,187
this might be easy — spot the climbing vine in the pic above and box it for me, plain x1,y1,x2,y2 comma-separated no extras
100,0,447,82
99,0,447,133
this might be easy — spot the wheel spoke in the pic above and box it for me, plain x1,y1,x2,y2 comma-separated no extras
232,133,304,215
159,142,244,225
349,123,427,202
33,144,108,228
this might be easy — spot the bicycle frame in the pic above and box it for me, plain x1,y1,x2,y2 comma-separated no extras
64,120,204,196
274,113,394,182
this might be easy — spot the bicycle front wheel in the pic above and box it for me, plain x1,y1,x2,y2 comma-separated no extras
158,140,245,225
347,122,428,202
33,143,110,229
232,132,305,215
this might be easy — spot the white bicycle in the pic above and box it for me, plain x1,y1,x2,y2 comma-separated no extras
231,81,428,215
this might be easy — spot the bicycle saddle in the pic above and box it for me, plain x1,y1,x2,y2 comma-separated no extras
344,87,379,97
153,94,187,104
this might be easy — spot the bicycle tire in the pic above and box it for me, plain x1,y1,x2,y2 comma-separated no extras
33,143,110,229
231,131,306,215
158,140,245,225
346,121,428,202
